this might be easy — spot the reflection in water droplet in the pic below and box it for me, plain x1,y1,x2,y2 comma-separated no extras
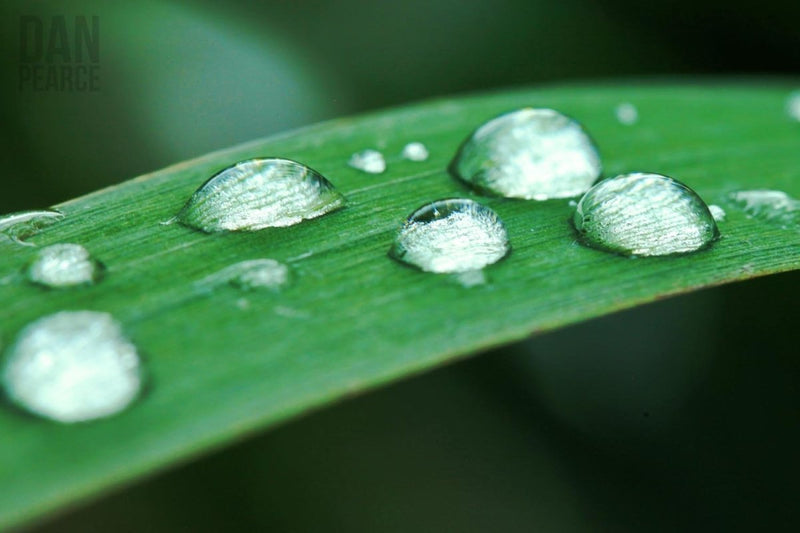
402,142,429,162
348,149,386,174
573,173,719,257
731,189,799,228
0,210,64,246
786,91,800,122
389,198,510,273
450,108,602,200
708,204,726,222
1,311,142,423
177,158,345,233
198,258,290,292
455,269,487,287
27,243,103,288
615,102,638,125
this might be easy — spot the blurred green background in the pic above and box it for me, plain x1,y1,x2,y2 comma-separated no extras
1,0,798,531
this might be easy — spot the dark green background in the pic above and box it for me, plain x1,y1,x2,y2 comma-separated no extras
1,1,798,531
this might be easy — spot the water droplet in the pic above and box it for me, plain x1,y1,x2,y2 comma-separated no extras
731,189,799,227
389,198,510,273
450,108,602,200
708,204,726,222
786,90,800,122
401,142,429,162
27,243,103,288
348,149,386,174
0,210,64,246
198,258,290,292
615,102,638,125
177,158,345,233
573,173,719,256
1,311,142,423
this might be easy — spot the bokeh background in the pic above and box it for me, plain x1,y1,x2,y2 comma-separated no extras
1,0,798,531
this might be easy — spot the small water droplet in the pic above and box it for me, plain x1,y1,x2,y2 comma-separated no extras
401,142,429,162
573,173,719,257
731,189,799,228
389,198,510,273
786,90,800,122
27,243,103,288
198,258,290,292
455,269,487,287
1,311,142,423
450,108,602,200
177,158,345,233
615,102,638,125
348,149,386,174
0,210,64,246
708,204,726,222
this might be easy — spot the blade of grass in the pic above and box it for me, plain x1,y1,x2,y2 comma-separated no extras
1,82,799,528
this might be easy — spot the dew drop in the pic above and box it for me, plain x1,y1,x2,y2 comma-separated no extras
389,198,510,273
450,108,602,200
615,102,639,125
198,258,290,292
573,173,719,257
401,142,429,162
27,243,103,288
1,311,142,423
176,158,345,233
0,210,64,246
708,204,726,222
731,189,799,228
348,149,386,174
786,90,800,122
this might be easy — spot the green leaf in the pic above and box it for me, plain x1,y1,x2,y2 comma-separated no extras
1,83,799,528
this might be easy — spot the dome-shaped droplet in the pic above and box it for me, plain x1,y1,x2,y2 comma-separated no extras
348,149,386,174
615,102,638,125
401,142,429,162
176,158,345,232
198,258,290,292
450,108,602,200
27,243,103,288
389,198,510,273
1,311,142,423
573,173,719,257
0,210,64,246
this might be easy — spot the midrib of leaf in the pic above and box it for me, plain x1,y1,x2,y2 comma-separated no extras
1,83,799,529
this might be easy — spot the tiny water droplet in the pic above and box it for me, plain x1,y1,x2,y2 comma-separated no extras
198,259,290,292
731,189,799,228
615,102,638,125
708,204,726,222
455,269,487,287
27,243,103,288
1,311,142,423
450,108,602,200
0,210,64,246
573,173,719,257
786,90,800,122
389,198,510,273
177,158,345,233
348,149,386,174
401,142,429,162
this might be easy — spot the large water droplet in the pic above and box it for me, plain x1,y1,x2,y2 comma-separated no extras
731,189,799,228
615,102,638,125
198,258,290,292
389,198,510,273
27,243,103,288
348,149,386,174
573,173,719,256
1,311,142,423
450,108,602,200
0,210,64,246
401,142,429,162
177,158,345,233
